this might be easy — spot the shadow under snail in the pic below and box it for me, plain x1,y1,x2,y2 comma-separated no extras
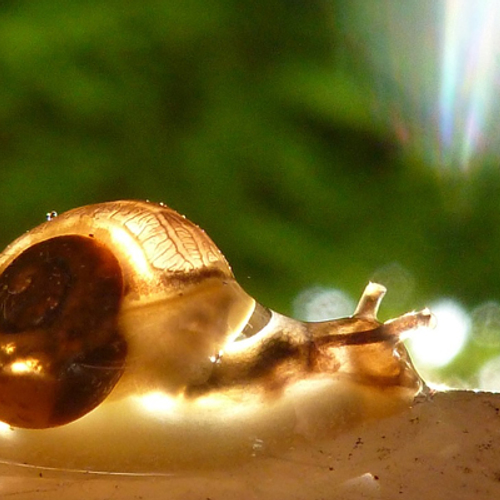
0,200,433,473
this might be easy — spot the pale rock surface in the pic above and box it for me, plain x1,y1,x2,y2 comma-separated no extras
0,390,498,500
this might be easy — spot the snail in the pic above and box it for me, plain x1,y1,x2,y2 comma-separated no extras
0,200,433,473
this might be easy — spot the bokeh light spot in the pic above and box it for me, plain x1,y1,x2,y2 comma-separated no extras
408,300,470,368
470,301,500,348
371,262,415,310
293,286,355,321
477,355,500,392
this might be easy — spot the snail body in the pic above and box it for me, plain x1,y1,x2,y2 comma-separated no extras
0,200,432,473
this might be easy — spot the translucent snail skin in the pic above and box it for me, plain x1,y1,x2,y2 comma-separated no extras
0,200,433,473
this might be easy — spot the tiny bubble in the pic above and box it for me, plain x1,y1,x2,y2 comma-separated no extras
209,350,223,364
250,437,265,457
46,211,58,221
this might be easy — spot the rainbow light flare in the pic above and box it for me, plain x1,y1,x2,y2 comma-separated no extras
439,0,500,169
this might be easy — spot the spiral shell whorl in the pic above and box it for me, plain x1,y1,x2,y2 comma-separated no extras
1,201,232,292
57,201,232,277
0,235,126,428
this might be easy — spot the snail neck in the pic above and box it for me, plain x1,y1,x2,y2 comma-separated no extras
188,284,433,398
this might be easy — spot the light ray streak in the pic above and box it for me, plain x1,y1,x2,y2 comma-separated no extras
439,0,500,169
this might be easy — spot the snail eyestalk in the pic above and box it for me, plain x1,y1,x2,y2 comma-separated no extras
353,282,387,319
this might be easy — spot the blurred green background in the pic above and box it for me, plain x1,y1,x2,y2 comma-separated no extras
0,0,499,387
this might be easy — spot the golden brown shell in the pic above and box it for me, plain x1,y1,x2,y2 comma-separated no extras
0,200,252,428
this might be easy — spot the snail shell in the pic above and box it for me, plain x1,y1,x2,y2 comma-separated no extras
0,200,433,473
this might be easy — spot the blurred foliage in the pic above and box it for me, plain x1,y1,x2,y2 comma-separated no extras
0,0,499,384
